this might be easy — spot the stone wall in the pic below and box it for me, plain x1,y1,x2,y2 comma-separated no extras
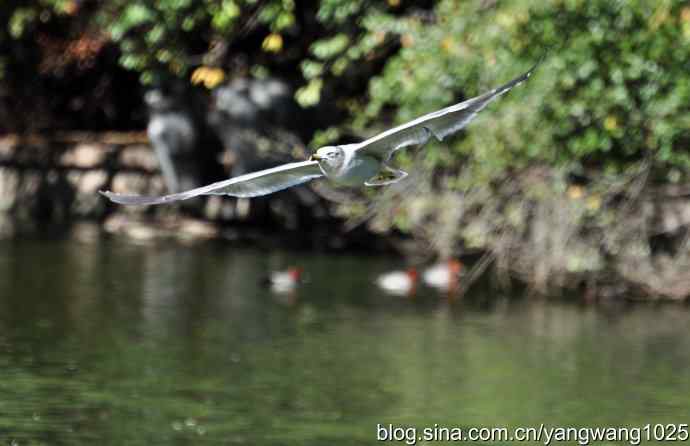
0,133,154,222
0,132,329,240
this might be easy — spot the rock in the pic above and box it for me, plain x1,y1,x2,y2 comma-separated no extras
118,145,159,170
77,170,108,194
111,172,162,195
60,143,107,168
213,78,259,125
103,214,158,242
0,137,16,161
68,170,108,216
0,167,19,211
176,217,219,240
70,222,101,242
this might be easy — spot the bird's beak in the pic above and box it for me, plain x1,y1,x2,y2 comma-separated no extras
310,154,322,161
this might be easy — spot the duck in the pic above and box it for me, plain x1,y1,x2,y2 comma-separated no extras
261,266,304,294
376,268,419,297
423,259,463,294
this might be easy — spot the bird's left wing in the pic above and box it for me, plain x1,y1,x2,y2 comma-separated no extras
100,160,323,205
356,62,539,157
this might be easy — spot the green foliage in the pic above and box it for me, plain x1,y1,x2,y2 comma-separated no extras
92,0,301,83
85,0,402,92
325,0,690,253
311,34,350,60
5,1,74,40
519,0,690,171
8,7,37,38
2,0,688,174
350,0,690,178
316,0,366,24
294,2,400,106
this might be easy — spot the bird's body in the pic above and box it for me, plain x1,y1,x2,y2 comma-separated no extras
316,144,380,186
262,267,303,294
101,62,539,206
423,259,463,294
376,268,419,297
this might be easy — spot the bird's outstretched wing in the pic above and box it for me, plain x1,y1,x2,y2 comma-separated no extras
356,62,539,157
100,160,323,205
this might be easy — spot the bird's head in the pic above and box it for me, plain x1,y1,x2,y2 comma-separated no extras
406,268,419,282
287,266,303,282
448,259,463,275
310,146,344,171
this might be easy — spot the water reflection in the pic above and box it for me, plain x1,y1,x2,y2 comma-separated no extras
0,236,689,444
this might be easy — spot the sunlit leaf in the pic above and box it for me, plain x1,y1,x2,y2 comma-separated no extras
295,78,323,107
262,33,284,52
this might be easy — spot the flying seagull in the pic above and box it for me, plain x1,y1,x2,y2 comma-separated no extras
100,62,538,206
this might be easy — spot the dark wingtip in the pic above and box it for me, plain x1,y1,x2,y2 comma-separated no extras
522,55,544,82
528,50,550,79
503,54,545,92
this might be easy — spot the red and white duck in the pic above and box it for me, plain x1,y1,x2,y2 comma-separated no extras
375,267,419,297
262,266,304,294
423,259,463,294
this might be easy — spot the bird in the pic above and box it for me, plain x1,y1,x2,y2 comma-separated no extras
100,62,539,206
423,258,463,294
375,268,419,297
261,266,304,294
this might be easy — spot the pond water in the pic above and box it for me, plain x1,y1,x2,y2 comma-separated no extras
0,234,689,445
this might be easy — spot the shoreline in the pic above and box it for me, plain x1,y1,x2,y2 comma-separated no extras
1,132,688,302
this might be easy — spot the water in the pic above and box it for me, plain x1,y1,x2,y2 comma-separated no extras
0,234,689,445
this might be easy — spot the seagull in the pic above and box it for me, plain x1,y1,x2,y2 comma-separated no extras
100,62,539,206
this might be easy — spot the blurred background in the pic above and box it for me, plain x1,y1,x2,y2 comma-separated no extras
0,0,689,444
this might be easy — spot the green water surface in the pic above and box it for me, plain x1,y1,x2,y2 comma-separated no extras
0,236,688,445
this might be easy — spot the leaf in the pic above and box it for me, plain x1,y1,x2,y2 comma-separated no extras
311,34,350,59
262,33,284,52
295,78,323,107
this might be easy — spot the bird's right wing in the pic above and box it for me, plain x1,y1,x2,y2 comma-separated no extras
100,160,323,205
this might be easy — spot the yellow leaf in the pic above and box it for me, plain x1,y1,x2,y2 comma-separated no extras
586,195,601,211
649,5,670,30
190,67,206,84
567,185,585,200
441,36,454,53
401,34,414,48
604,115,618,131
63,1,79,15
190,66,225,89
262,33,283,53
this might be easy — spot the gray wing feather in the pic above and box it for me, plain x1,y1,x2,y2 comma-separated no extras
357,63,538,157
100,160,323,205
